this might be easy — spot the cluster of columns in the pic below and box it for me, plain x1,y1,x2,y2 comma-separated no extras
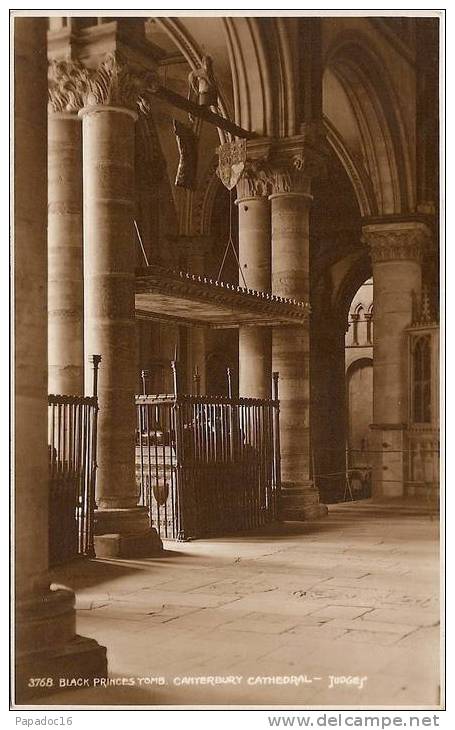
362,220,430,498
15,18,107,701
233,135,432,504
234,139,327,520
48,53,162,556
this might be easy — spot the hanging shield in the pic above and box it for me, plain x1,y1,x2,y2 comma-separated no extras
217,139,246,190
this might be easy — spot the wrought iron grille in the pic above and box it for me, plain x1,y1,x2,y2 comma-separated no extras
48,356,100,565
135,369,281,540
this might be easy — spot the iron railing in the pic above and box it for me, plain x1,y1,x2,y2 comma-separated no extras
135,365,281,540
48,356,101,565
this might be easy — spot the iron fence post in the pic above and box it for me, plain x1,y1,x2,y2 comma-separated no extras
171,360,188,540
88,354,101,557
91,354,101,398
272,371,281,519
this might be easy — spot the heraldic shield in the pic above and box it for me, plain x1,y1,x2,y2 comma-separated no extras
217,139,246,190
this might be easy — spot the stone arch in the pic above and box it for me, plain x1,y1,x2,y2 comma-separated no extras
154,17,231,144
134,112,169,263
345,355,374,473
153,16,290,139
324,116,378,217
354,303,364,316
222,16,282,136
324,32,414,215
334,251,373,333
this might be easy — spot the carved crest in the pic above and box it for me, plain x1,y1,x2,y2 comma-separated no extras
217,140,246,190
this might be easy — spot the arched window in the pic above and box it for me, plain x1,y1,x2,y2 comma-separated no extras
351,305,363,344
412,336,431,423
366,304,373,344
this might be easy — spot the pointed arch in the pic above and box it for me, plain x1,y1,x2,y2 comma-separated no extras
324,32,414,215
324,116,378,217
154,17,231,144
222,17,275,135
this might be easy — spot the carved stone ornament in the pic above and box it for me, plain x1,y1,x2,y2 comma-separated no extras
362,222,431,264
62,52,160,113
411,284,437,326
48,60,90,113
217,139,246,190
269,149,324,195
236,159,272,199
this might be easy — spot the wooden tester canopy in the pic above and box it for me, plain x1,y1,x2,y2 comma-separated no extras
135,266,311,329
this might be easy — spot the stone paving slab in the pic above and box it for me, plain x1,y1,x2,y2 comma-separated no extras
108,588,243,609
342,629,409,646
308,604,374,620
218,611,304,635
331,617,419,634
39,501,441,708
154,606,253,632
284,623,349,642
363,607,439,626
88,601,202,624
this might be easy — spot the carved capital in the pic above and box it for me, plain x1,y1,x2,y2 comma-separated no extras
268,155,312,196
48,60,89,114
79,52,159,113
268,136,327,196
362,221,431,264
236,159,272,200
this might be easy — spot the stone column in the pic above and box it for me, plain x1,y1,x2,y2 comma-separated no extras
14,18,106,701
269,141,326,520
48,62,84,395
236,160,272,399
79,52,162,556
362,220,429,498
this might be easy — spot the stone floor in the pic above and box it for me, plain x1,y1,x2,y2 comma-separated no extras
39,500,441,708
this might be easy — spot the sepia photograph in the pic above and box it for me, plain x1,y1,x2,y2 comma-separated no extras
12,8,443,712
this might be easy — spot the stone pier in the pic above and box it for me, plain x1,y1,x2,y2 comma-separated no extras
14,17,106,702
270,140,327,520
363,220,430,498
47,61,87,396
79,53,162,557
236,160,272,399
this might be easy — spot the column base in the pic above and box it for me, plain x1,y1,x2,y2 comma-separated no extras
279,482,328,521
94,507,163,558
15,588,107,703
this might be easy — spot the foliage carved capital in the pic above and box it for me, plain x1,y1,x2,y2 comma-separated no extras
236,159,273,199
48,60,89,114
362,222,431,264
268,136,327,196
84,52,159,112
